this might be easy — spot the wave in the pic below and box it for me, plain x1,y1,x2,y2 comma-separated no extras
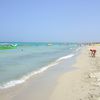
0,53,75,89
56,54,74,62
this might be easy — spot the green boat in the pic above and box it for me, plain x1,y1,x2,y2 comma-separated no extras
0,43,17,50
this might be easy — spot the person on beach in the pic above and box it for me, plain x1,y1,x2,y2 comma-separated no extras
90,49,96,57
92,49,96,57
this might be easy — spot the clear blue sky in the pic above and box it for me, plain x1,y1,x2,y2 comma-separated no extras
0,0,100,42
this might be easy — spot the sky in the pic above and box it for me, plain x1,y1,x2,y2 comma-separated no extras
0,0,100,42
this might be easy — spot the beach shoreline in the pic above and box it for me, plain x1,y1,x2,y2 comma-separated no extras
0,46,100,100
0,47,78,100
50,45,100,100
0,42,79,89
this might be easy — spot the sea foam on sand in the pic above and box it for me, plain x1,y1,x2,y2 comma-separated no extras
0,54,75,89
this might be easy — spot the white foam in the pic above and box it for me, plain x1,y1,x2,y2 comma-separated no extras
0,62,59,89
0,80,25,89
56,54,74,62
0,54,75,89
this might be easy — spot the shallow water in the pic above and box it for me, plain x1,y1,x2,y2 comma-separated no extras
0,42,80,88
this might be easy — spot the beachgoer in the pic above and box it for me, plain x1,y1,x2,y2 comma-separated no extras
92,49,96,57
90,49,96,57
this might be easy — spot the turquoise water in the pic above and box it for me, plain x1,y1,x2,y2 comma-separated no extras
0,42,80,88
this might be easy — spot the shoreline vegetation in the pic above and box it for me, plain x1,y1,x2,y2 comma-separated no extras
0,44,100,100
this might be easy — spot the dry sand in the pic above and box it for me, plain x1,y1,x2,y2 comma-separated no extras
50,46,100,100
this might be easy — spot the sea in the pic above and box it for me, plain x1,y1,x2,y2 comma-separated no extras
0,42,80,89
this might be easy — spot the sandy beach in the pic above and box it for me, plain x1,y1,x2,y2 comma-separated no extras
0,46,100,100
50,45,100,100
